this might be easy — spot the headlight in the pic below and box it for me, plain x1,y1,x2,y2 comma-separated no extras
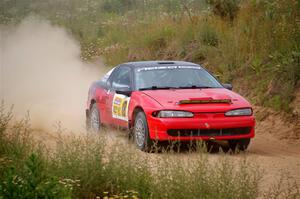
156,110,194,118
225,108,252,116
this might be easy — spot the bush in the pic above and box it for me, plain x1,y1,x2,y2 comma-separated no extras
206,0,240,21
199,24,219,46
0,153,72,199
101,0,137,14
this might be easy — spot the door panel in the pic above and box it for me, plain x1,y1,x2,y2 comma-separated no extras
105,90,115,125
97,88,110,124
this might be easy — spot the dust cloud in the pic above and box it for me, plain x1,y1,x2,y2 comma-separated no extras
0,16,103,132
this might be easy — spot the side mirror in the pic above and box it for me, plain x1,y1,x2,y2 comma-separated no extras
222,83,233,90
115,85,132,96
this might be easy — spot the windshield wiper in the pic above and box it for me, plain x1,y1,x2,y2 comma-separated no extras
139,86,177,91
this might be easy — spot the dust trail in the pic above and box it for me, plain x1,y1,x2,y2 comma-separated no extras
0,16,103,132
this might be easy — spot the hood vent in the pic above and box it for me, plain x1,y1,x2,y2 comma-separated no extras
179,99,232,104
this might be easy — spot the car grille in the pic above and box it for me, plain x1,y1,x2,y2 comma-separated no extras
167,127,251,137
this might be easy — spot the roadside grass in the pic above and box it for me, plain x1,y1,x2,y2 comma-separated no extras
1,105,300,198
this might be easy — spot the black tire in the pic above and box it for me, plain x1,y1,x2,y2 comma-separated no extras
133,111,153,151
228,138,250,152
205,141,221,153
88,103,101,133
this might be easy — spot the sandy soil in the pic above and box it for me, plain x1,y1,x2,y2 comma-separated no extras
246,131,300,189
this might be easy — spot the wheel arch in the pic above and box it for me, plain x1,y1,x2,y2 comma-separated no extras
129,106,145,129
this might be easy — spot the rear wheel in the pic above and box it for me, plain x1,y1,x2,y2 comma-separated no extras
89,103,101,133
133,111,153,151
228,138,250,151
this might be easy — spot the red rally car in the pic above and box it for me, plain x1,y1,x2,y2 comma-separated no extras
86,61,255,151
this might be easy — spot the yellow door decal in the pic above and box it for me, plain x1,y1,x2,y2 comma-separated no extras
112,94,130,121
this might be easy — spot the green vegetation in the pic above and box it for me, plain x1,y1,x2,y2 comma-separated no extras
0,0,299,110
1,104,299,198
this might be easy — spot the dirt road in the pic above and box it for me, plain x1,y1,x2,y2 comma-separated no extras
245,131,300,189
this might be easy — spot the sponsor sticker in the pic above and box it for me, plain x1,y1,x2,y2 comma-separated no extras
112,94,130,121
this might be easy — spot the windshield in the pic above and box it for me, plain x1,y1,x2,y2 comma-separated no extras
135,66,222,90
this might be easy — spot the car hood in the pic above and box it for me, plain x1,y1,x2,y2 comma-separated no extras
141,88,251,112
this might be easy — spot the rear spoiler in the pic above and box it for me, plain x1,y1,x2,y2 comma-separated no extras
179,99,232,104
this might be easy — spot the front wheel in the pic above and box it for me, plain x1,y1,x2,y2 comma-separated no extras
228,138,250,151
133,111,153,151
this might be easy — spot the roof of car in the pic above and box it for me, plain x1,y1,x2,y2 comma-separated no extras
123,61,199,68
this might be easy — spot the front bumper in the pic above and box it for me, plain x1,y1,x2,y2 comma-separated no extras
147,113,255,141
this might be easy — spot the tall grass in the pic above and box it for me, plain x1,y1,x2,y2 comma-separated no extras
0,104,299,198
99,0,300,112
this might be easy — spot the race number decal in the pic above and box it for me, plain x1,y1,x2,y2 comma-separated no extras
112,94,130,121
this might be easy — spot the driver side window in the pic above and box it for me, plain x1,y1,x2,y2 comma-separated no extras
110,66,132,90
